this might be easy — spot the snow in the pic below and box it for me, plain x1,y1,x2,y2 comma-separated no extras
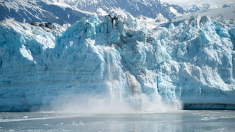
53,0,186,21
0,0,96,26
136,14,169,29
19,45,34,62
165,0,235,11
170,7,182,17
172,6,235,25
0,14,235,112
97,8,107,16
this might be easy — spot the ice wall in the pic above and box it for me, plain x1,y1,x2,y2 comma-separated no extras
0,15,235,112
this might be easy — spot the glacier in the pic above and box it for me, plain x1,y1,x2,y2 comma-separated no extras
0,15,235,112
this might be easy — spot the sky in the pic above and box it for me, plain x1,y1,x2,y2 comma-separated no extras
161,0,235,5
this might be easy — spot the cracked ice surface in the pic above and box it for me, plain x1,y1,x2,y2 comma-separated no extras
0,15,235,112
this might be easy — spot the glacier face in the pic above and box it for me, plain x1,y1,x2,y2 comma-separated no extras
0,15,235,112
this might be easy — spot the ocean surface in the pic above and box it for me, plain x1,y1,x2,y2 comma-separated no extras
0,111,235,132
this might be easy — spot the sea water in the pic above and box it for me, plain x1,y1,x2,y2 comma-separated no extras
0,111,235,132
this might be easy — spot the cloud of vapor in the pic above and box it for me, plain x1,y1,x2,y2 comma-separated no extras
48,92,182,114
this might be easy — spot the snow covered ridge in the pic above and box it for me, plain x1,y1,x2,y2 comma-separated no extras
164,6,235,28
0,0,188,27
0,15,235,112
0,0,92,25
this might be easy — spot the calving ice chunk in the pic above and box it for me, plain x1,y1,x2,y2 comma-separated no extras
0,14,235,112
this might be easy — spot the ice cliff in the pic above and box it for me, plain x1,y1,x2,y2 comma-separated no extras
0,15,235,112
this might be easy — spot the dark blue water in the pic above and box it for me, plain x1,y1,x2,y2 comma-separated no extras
0,111,235,132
